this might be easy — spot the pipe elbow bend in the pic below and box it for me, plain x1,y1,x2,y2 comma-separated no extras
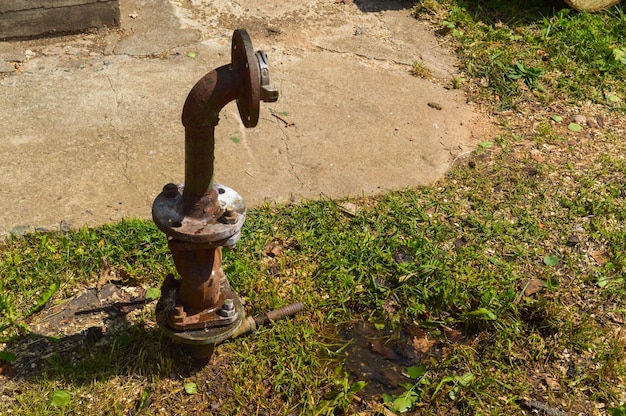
181,64,240,129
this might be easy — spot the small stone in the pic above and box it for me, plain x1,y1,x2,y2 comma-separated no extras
427,101,442,110
572,114,586,124
566,363,577,378
10,225,30,237
564,0,621,12
567,234,581,246
337,201,358,216
392,251,412,263
59,220,71,233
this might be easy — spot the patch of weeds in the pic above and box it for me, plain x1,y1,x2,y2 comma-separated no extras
450,75,466,89
507,62,545,88
411,60,431,77
383,365,428,413
0,219,171,340
314,370,366,415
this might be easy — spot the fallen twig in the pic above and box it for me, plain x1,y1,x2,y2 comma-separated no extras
270,111,295,127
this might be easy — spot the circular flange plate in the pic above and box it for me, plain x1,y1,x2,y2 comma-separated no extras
152,183,246,244
231,29,260,128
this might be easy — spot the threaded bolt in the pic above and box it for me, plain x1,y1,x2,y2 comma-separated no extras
255,302,304,326
222,298,234,310
218,298,236,318
221,206,238,224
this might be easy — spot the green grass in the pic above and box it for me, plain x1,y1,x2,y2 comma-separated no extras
415,0,626,110
2,1,626,414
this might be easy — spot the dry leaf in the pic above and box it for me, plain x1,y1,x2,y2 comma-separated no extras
443,326,463,343
263,242,283,258
337,202,359,216
544,376,560,390
590,248,609,266
524,279,546,296
0,361,15,378
412,335,436,354
97,256,115,287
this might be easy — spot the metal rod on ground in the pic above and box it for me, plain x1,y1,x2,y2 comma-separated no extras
232,302,305,338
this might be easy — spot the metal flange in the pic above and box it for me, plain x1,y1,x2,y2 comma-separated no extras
156,274,244,345
232,29,261,128
152,183,246,244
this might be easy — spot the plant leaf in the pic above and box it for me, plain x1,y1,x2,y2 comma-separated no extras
607,94,621,103
567,123,582,132
598,275,610,288
609,404,626,416
145,287,161,301
433,376,456,397
550,115,563,122
463,308,497,321
612,47,626,65
457,372,475,386
543,255,559,266
406,365,427,379
347,380,367,395
26,281,59,317
0,351,16,362
51,389,71,406
391,390,419,413
184,382,198,395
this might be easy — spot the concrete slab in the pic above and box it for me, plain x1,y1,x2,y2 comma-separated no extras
0,0,491,237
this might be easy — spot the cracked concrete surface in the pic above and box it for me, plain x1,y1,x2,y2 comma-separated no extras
0,0,492,236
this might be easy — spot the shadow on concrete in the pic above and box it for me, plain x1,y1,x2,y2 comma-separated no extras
353,0,414,12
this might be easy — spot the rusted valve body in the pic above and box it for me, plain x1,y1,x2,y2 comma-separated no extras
152,30,278,350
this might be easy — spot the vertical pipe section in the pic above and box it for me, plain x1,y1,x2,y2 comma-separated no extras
181,64,242,216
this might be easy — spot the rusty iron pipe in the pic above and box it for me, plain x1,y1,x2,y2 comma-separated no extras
169,241,224,311
181,65,242,216
182,64,241,129
153,29,279,355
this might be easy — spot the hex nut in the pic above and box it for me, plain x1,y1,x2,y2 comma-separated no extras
163,183,179,198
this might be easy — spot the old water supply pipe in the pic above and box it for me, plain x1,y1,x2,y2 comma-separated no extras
152,29,297,359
